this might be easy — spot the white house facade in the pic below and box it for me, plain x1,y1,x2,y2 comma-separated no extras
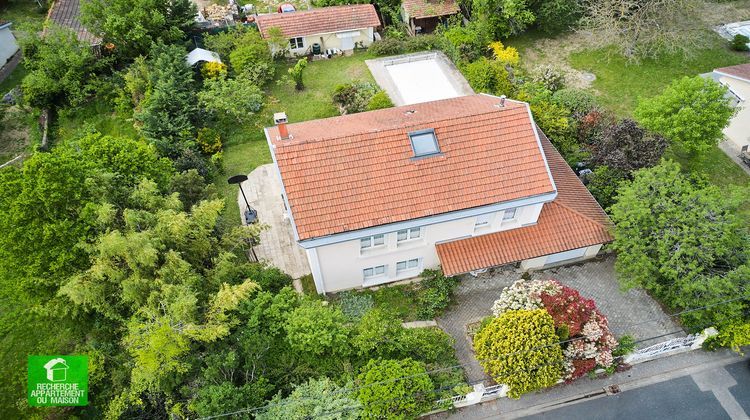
265,94,613,294
712,64,750,148
255,5,380,56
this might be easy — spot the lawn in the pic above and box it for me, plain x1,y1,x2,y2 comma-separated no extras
56,100,140,141
568,34,749,116
1,0,49,33
217,52,376,223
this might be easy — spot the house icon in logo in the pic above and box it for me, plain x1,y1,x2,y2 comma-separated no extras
43,358,69,382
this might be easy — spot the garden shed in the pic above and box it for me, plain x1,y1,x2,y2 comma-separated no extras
400,0,460,35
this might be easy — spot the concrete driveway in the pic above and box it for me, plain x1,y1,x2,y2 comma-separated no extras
436,255,682,384
239,164,311,279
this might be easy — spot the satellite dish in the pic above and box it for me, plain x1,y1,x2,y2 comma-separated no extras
228,174,248,184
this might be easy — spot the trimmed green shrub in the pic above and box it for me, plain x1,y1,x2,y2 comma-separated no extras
333,82,380,114
705,322,750,353
473,309,564,398
731,34,750,51
461,57,515,96
612,334,636,357
417,269,460,319
367,91,394,111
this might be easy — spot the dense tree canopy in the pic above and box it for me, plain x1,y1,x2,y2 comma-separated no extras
589,119,668,174
634,76,735,153
357,358,434,419
610,160,750,329
20,27,101,108
82,0,197,57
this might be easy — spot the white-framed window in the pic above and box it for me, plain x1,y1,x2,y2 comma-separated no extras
475,213,493,228
360,234,385,250
502,208,517,221
397,227,421,242
289,37,304,49
363,265,386,279
396,258,420,274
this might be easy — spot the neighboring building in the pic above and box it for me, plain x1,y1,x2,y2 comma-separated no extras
265,94,613,294
255,4,381,56
709,64,750,148
401,0,460,35
0,22,19,67
46,0,101,45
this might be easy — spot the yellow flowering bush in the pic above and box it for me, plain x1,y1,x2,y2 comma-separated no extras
489,41,520,67
473,309,563,398
201,62,228,79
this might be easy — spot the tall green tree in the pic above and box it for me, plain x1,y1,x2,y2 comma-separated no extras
257,377,360,420
82,0,197,58
610,160,750,328
134,43,197,158
634,76,735,153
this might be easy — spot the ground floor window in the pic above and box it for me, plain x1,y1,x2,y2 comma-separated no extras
289,37,304,49
363,265,386,279
396,258,419,274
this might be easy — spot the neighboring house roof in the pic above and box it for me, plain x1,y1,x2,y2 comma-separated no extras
255,4,381,39
714,63,750,83
46,0,101,45
267,94,557,241
435,131,614,276
402,0,460,19
186,48,222,66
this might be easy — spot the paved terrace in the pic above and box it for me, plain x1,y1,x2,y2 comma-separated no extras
437,254,683,384
239,164,311,279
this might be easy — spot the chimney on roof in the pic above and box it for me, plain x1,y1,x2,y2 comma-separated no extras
499,95,506,107
274,112,289,140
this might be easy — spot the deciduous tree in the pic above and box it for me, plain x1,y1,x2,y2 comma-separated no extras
634,76,735,153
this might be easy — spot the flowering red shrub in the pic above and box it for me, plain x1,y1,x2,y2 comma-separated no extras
540,285,596,336
567,358,596,382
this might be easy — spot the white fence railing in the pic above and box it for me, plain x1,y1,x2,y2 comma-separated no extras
624,328,717,365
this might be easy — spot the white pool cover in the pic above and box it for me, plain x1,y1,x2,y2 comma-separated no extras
385,57,461,105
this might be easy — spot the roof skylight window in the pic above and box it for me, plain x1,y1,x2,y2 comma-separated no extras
409,129,440,157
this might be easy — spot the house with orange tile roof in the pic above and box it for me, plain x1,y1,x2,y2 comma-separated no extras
255,4,381,57
400,0,461,35
265,94,613,294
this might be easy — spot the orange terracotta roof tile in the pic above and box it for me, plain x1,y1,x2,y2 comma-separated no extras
402,0,460,19
268,94,557,241
715,63,750,83
255,5,381,39
435,130,614,276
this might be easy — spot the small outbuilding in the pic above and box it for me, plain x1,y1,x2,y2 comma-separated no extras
0,22,19,67
400,0,460,35
255,4,381,57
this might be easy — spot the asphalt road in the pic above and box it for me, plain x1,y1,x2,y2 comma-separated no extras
526,361,750,420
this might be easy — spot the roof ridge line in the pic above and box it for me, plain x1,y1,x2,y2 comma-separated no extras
275,104,527,147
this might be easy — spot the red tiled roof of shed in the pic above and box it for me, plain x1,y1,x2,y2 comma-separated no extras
402,0,460,19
